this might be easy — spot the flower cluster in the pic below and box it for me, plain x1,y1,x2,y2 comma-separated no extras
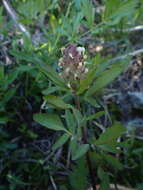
58,44,88,88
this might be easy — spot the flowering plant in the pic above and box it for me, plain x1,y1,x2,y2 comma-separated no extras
58,44,88,90
34,44,126,190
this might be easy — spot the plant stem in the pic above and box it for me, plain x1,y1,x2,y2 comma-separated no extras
74,95,97,190
86,153,97,190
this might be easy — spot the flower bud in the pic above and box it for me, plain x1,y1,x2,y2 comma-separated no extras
59,58,63,63
77,47,85,55
67,83,71,88
77,62,83,69
84,68,89,73
65,67,70,74
74,73,78,80
61,47,65,53
69,53,74,59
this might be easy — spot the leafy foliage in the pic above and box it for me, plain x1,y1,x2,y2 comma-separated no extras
0,0,143,189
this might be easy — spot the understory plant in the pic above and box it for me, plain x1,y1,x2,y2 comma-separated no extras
34,44,128,190
1,0,143,189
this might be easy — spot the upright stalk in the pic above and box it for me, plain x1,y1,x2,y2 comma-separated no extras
75,95,97,190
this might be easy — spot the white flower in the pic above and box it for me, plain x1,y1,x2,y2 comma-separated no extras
76,47,85,55
67,83,71,88
74,73,78,79
61,47,65,53
59,58,63,63
65,67,70,74
77,62,83,69
69,53,74,59
84,68,89,73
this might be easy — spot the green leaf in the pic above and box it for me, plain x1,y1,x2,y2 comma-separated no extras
72,108,83,127
83,111,105,122
98,167,110,190
65,110,76,134
104,154,123,170
99,143,120,154
33,113,67,131
84,96,100,108
42,86,67,95
0,65,4,82
77,65,97,95
44,95,72,109
77,55,104,95
89,152,103,166
10,50,37,63
59,186,68,190
17,0,45,20
4,71,18,89
53,133,70,150
82,0,95,27
72,108,83,138
86,64,124,96
103,0,138,26
69,157,88,190
7,174,29,186
17,65,34,72
72,12,83,35
95,122,126,145
103,0,120,20
0,6,4,27
39,62,68,88
70,136,78,157
72,144,89,160
0,117,9,124
2,87,18,105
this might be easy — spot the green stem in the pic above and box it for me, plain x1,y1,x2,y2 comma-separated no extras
74,95,97,190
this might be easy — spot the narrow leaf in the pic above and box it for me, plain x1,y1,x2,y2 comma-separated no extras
39,62,67,88
104,154,123,170
69,158,88,190
84,96,100,108
53,133,70,150
77,65,97,95
72,108,83,127
33,113,66,131
95,122,126,145
44,95,72,109
42,86,67,95
65,110,76,134
72,144,89,160
86,64,124,96
0,117,9,124
84,111,105,121
98,167,110,190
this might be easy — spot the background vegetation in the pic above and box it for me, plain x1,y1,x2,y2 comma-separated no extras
0,0,143,189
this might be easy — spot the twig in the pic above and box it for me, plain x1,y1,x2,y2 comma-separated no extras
111,25,143,33
93,121,106,132
50,175,58,190
110,48,143,63
2,0,30,38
